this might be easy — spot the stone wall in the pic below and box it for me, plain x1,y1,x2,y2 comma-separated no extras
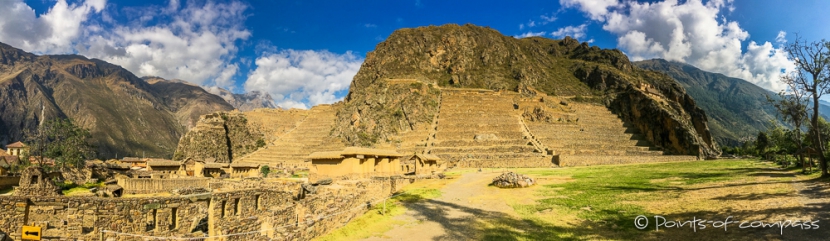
117,178,212,194
0,176,19,190
0,177,409,241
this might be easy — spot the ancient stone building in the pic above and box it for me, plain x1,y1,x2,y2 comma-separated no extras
146,159,182,175
203,163,228,178
0,176,409,241
229,162,260,178
13,166,61,196
308,147,403,181
404,154,444,175
121,157,147,168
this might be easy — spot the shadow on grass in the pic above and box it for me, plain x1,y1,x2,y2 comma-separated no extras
399,198,634,241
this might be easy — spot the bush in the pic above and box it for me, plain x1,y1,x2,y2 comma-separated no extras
261,165,270,177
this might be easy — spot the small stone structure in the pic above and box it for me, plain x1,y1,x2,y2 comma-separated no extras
14,166,62,196
491,172,535,188
308,147,404,181
404,154,445,175
146,159,181,173
229,162,260,178
121,157,147,168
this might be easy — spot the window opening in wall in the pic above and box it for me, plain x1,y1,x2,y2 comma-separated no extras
191,215,209,233
146,209,157,231
220,201,226,218
255,195,261,210
31,175,38,184
234,198,241,215
170,207,178,230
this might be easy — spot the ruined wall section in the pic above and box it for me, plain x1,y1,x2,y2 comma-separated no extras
0,176,19,190
173,112,265,163
0,177,409,241
117,178,212,194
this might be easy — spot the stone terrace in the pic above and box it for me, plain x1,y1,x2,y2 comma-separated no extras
236,105,345,168
243,108,309,142
430,89,551,168
523,97,698,166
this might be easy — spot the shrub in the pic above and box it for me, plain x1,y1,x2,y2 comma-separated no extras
261,165,270,177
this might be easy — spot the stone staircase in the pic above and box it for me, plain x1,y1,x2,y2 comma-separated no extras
429,90,552,168
524,99,698,166
235,105,345,168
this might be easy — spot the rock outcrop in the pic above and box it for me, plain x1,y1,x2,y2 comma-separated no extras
172,112,265,163
492,172,535,188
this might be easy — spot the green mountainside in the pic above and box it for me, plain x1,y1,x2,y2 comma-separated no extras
634,59,780,145
0,42,234,158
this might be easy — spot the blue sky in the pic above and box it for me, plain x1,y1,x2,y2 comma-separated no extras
3,0,829,108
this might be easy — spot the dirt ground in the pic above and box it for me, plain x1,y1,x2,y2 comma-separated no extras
363,170,539,241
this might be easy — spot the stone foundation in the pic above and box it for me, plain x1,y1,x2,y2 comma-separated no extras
0,177,409,241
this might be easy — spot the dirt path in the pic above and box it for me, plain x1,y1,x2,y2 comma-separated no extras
363,171,526,241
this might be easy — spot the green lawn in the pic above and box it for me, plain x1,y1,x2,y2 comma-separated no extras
490,159,809,240
317,159,821,240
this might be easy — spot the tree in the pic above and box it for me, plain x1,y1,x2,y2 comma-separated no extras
260,165,271,177
784,37,830,177
768,76,809,170
25,118,96,168
756,131,770,155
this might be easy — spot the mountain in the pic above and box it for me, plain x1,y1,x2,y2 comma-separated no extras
204,86,277,111
0,42,233,158
142,77,235,130
819,100,830,120
634,59,780,145
635,59,830,146
331,24,720,157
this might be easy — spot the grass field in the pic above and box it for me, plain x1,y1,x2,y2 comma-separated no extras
319,159,829,240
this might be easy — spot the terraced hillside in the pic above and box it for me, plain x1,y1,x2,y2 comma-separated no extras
236,105,345,168
520,95,697,166
428,89,552,168
243,108,308,142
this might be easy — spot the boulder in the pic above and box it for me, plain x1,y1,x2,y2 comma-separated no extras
492,172,535,188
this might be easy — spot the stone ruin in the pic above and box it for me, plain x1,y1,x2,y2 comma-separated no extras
491,172,535,188
14,166,62,196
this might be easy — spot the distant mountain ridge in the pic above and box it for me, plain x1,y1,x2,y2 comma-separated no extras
204,86,277,111
0,42,234,158
635,59,830,146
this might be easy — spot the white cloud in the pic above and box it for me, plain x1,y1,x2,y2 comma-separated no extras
540,13,557,24
0,0,105,54
568,0,794,92
776,31,787,44
364,23,377,28
78,1,251,88
560,0,619,21
516,31,547,38
244,49,363,109
551,24,588,40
